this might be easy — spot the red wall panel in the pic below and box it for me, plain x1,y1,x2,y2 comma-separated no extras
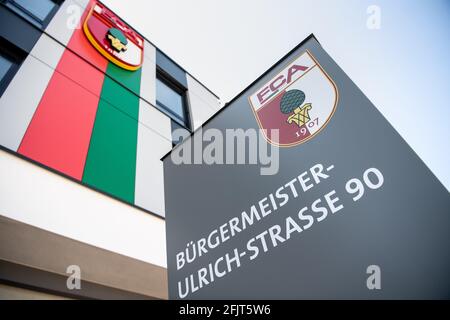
18,1,108,180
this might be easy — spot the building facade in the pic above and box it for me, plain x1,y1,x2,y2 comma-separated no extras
0,0,221,299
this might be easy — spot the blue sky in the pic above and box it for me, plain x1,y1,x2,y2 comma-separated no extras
103,0,450,190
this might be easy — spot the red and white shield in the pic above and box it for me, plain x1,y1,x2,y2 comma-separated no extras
249,50,338,147
83,1,144,71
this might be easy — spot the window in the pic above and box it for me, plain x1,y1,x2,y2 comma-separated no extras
2,0,61,27
156,73,191,129
0,38,26,97
0,54,12,80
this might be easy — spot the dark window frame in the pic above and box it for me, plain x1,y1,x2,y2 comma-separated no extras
0,37,26,97
1,0,62,28
155,67,192,131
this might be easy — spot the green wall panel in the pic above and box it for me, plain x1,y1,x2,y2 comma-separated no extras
82,64,142,203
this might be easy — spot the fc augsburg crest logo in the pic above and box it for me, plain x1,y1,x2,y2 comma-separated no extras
249,50,338,147
83,1,144,71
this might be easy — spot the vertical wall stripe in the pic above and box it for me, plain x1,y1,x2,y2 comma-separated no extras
45,0,90,45
135,40,172,215
18,51,106,180
31,34,68,70
0,57,55,151
82,64,142,203
17,2,107,180
0,0,86,151
186,74,221,130
134,107,172,216
139,41,156,105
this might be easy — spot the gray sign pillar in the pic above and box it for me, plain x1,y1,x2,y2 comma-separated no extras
162,35,450,299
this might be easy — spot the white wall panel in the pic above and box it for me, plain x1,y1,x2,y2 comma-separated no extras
135,39,172,217
188,92,217,130
186,74,220,130
140,40,157,106
30,33,66,69
0,56,55,151
135,103,172,217
187,74,221,112
45,0,89,46
0,149,167,268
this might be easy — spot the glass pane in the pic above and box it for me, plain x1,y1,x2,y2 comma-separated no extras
156,78,185,121
171,120,190,146
0,54,13,81
13,0,56,21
